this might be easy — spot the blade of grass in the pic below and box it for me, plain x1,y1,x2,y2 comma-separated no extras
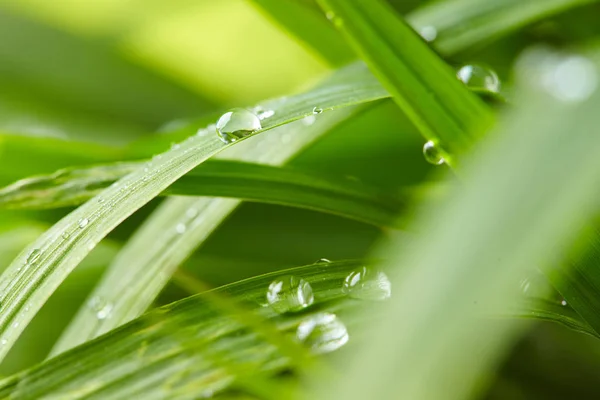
321,50,600,400
407,0,599,56
3,260,371,399
317,0,493,161
0,63,391,362
0,159,404,227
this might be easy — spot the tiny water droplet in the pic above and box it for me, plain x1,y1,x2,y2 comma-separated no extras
342,267,391,301
26,249,42,265
171,143,181,150
419,26,437,42
97,197,105,204
312,107,323,114
561,299,568,306
62,232,70,240
423,141,445,165
315,258,331,264
1,339,7,345
186,208,199,219
296,312,349,354
456,64,501,93
12,322,18,328
175,223,187,234
216,108,261,144
78,218,89,229
89,296,113,320
266,275,314,313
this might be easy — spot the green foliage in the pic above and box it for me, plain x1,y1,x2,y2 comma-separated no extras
0,0,600,399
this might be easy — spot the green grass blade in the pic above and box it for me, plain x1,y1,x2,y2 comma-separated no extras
317,0,493,160
0,64,390,362
0,160,403,227
5,260,368,398
408,0,598,56
51,105,362,355
322,51,600,400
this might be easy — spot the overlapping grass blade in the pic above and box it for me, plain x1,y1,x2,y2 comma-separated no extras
4,261,368,399
323,51,600,400
0,160,403,227
52,0,586,356
0,63,391,362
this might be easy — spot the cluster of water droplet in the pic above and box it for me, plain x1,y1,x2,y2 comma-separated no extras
264,263,391,355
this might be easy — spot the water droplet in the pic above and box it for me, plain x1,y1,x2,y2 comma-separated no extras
315,258,331,264
266,275,314,313
1,339,7,345
12,322,18,328
296,312,349,354
26,249,42,265
419,26,437,42
561,299,568,306
520,278,530,294
312,107,323,114
257,109,275,120
216,108,261,144
62,232,70,240
89,296,113,320
175,223,187,234
78,218,89,229
186,208,199,219
97,197,105,204
456,64,500,93
342,267,391,301
423,141,445,165
171,142,181,150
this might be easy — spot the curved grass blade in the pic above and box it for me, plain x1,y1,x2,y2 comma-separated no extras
51,105,363,355
4,260,370,399
323,51,600,400
0,64,391,362
317,0,493,161
0,160,404,227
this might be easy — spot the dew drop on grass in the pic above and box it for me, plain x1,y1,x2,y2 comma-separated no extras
456,64,500,93
216,108,261,144
561,299,568,306
342,267,391,301
315,258,331,264
89,296,113,320
312,107,323,114
175,223,187,234
266,275,314,313
423,141,445,165
1,339,6,346
78,218,89,229
296,312,349,354
419,26,437,42
26,249,42,265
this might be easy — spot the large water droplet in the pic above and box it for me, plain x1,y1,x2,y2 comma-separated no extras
26,249,42,265
296,312,349,354
266,275,314,313
216,108,261,144
423,141,445,165
78,218,90,229
342,267,391,301
456,64,500,93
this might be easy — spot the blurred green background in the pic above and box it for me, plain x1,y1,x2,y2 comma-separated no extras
0,0,600,398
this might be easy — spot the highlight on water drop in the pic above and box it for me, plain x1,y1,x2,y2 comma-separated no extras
456,64,501,94
26,249,42,265
296,312,349,354
266,275,314,314
342,266,391,301
216,108,262,144
423,141,445,165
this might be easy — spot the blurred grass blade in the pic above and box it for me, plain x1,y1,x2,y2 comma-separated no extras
0,64,391,362
51,105,362,355
408,0,598,56
317,0,492,159
252,0,354,66
7,261,369,399
0,160,403,227
323,50,600,400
